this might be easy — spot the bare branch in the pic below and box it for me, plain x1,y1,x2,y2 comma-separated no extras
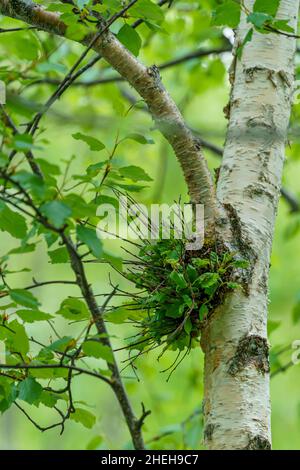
0,362,112,385
26,47,231,88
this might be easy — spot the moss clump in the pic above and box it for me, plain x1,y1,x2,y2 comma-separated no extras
117,236,248,373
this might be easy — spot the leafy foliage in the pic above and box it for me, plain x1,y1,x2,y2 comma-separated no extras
212,0,296,57
111,236,247,376
0,0,299,452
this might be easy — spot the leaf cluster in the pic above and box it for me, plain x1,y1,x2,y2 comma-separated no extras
112,236,248,370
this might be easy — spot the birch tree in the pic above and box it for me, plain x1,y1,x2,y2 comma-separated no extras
202,0,300,450
0,0,299,450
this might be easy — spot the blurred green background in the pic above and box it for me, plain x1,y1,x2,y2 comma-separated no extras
0,0,300,450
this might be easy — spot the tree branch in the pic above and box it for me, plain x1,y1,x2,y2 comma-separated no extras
0,362,112,385
120,90,300,214
27,47,231,88
0,167,147,450
0,0,216,232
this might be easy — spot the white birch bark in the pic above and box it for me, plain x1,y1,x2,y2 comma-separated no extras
201,0,299,450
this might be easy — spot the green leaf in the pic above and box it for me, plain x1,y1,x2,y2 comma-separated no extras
17,377,43,405
125,133,155,145
48,247,69,264
76,225,102,258
66,23,87,41
16,309,54,323
253,0,280,17
165,302,185,318
10,289,39,309
184,318,192,335
72,133,105,151
10,134,34,151
0,201,27,239
44,231,59,248
247,12,272,29
86,435,103,450
109,181,147,192
82,340,114,363
237,28,254,59
9,243,36,255
29,364,68,380
39,390,61,408
271,19,295,33
75,0,89,9
118,165,153,182
169,271,187,289
102,251,123,271
0,151,8,167
48,336,75,352
233,259,250,269
212,1,241,28
94,195,119,210
0,378,17,413
227,282,240,290
47,3,74,13
1,31,41,61
0,319,29,356
35,158,60,176
64,194,97,218
70,408,96,429
0,303,15,310
186,264,198,282
86,161,107,176
192,258,210,269
40,201,72,228
13,171,46,199
130,0,164,23
117,24,142,57
58,298,90,321
183,295,193,308
104,306,130,324
198,273,220,288
199,304,208,321
93,0,123,13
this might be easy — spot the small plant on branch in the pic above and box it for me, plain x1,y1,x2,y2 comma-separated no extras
109,233,249,377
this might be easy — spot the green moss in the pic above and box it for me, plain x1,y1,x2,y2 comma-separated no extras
114,235,249,373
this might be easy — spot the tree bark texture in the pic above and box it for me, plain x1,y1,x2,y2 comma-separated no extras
201,0,299,450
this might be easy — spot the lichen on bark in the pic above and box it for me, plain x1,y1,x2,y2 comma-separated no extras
227,335,270,376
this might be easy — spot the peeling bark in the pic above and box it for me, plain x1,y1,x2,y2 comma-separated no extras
202,0,299,450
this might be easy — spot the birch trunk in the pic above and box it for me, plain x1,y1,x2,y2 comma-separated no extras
201,0,299,450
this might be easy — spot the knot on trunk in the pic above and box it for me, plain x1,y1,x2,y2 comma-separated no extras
245,434,271,450
227,334,270,376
